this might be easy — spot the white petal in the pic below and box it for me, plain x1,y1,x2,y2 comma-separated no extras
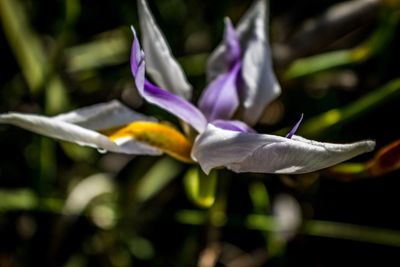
137,0,192,99
53,100,155,131
0,112,161,155
240,38,281,126
237,0,281,125
192,124,375,174
207,0,281,126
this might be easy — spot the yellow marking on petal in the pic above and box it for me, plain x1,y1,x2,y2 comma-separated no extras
102,121,194,163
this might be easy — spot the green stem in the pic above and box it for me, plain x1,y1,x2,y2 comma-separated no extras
0,0,45,93
249,214,400,247
0,0,70,112
0,189,64,213
304,220,400,247
176,210,400,248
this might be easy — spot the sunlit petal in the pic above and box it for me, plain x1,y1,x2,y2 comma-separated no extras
137,0,192,99
192,124,375,174
237,0,281,125
53,100,154,131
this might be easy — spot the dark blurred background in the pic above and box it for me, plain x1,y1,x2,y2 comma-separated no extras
1,0,400,266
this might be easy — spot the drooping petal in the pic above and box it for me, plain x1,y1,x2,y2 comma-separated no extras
212,120,255,133
0,112,161,155
53,100,155,130
198,62,241,121
137,0,192,99
130,30,207,133
192,124,375,174
207,0,281,126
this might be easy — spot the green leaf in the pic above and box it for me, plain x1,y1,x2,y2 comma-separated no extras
135,156,183,202
0,0,69,114
249,181,271,213
183,167,218,208
65,28,130,72
285,7,399,80
0,189,63,213
0,189,37,212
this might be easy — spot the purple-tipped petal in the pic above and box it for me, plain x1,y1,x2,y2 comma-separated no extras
130,28,207,133
130,28,146,92
207,18,242,82
192,124,375,174
224,18,241,65
286,113,304,139
212,120,255,133
130,26,142,75
137,0,192,99
198,62,241,121
141,80,207,133
207,0,281,126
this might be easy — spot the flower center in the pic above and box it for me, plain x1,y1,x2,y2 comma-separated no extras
102,121,193,163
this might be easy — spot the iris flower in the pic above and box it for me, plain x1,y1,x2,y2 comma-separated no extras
0,0,374,175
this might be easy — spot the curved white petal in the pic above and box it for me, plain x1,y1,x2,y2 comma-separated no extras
137,0,192,99
53,100,155,130
0,112,161,155
240,37,280,125
237,0,281,125
192,124,375,174
207,0,281,126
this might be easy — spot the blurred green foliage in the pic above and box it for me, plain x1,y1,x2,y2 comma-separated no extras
1,0,400,266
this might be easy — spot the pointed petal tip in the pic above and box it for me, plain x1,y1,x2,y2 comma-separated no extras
193,124,377,175
286,113,304,139
223,17,233,27
365,140,376,152
0,113,11,122
346,139,376,154
130,25,137,36
136,0,192,99
1,111,165,156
